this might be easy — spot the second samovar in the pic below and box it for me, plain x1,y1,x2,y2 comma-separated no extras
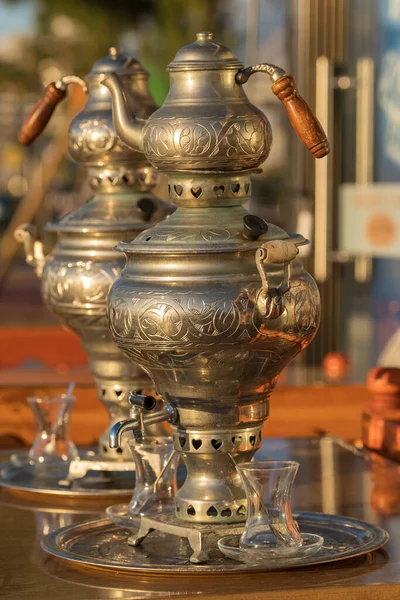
16,49,174,483
102,32,328,530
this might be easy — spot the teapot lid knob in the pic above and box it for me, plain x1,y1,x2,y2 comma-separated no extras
167,32,242,71
196,32,213,42
109,47,121,60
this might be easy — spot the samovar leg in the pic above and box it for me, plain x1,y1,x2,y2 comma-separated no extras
127,521,155,548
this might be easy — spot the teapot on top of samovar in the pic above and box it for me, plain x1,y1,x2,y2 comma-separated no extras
102,31,328,174
19,46,161,187
100,33,328,527
15,48,175,476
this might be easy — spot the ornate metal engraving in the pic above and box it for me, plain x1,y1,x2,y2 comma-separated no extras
143,117,271,170
43,260,120,316
70,118,117,154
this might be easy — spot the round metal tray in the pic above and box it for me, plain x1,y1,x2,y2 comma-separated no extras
41,512,389,574
0,461,133,500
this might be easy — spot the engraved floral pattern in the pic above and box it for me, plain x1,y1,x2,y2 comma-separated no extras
143,116,270,169
179,124,211,155
108,281,319,373
70,119,116,154
42,259,121,332
135,228,232,244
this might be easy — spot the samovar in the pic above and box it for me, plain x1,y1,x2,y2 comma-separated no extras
15,48,174,479
100,32,327,538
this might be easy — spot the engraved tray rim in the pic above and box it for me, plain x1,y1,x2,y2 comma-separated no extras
41,512,390,575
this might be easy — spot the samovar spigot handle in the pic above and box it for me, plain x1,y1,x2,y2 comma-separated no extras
128,392,156,442
236,63,329,159
14,223,46,277
19,75,87,146
255,238,308,319
128,392,157,412
109,393,177,448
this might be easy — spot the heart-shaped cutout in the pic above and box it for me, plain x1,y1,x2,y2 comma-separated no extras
211,439,222,450
191,186,202,198
221,508,232,517
214,185,225,197
232,436,242,447
179,436,186,448
244,183,250,194
231,183,240,194
174,184,183,196
192,438,202,450
187,505,196,516
237,505,246,516
206,505,218,517
249,435,256,446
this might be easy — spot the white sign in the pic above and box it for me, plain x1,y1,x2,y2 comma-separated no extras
339,183,400,258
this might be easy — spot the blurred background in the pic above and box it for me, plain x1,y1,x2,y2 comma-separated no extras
0,0,398,385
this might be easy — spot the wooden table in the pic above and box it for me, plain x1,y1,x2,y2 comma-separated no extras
0,437,399,599
0,382,370,447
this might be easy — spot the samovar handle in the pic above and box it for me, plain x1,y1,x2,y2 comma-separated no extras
236,64,329,159
19,75,87,146
255,238,307,319
14,223,46,277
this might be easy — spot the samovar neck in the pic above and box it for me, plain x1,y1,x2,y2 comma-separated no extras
166,170,254,208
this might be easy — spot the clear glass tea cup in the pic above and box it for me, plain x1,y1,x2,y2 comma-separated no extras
127,436,178,517
237,460,322,555
27,394,78,479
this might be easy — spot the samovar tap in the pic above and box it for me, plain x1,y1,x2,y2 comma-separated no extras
109,393,177,448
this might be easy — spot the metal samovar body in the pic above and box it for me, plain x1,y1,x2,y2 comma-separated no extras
102,33,329,521
16,49,174,464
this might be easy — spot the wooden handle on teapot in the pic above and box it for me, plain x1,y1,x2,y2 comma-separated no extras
19,82,67,146
272,75,329,159
236,64,330,158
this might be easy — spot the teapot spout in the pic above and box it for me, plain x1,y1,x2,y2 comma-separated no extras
101,72,145,152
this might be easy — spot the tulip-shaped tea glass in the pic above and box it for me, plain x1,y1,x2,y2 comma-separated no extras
27,394,78,479
218,461,323,564
107,436,179,528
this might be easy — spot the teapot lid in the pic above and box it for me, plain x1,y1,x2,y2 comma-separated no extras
167,32,243,71
89,47,148,76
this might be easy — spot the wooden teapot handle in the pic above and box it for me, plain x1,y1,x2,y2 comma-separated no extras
236,64,330,159
19,75,87,146
18,83,67,146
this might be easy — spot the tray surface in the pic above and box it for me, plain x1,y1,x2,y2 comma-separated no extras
41,511,389,574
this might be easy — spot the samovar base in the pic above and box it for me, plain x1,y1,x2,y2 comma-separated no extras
0,456,133,500
58,453,135,489
41,513,389,573
128,511,243,564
